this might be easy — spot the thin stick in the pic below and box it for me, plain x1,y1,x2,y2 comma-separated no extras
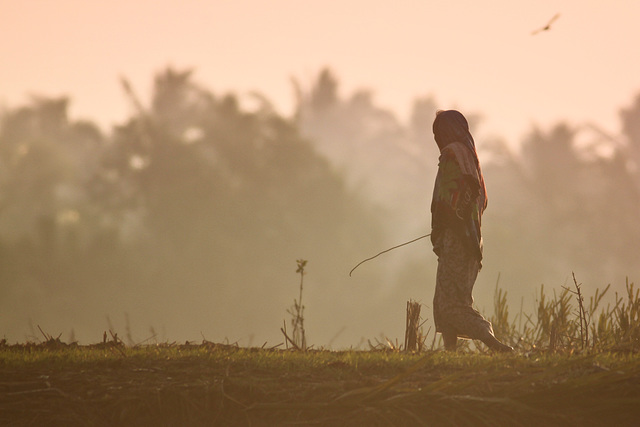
37,325,51,342
349,233,430,277
280,326,301,351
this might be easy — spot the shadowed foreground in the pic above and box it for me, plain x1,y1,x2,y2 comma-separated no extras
2,341,640,426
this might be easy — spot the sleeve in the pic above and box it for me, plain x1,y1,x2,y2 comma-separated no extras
454,176,480,222
431,151,484,261
434,152,478,222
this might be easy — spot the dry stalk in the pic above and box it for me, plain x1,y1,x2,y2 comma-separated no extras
563,272,589,349
285,259,308,350
281,321,301,351
404,300,422,352
108,330,127,357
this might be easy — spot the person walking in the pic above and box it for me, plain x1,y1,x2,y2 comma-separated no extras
430,110,512,352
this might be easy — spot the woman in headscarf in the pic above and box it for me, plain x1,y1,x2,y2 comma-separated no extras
431,110,512,352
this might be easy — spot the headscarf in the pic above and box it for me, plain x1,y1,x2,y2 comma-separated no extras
432,110,477,163
431,109,485,206
431,109,487,262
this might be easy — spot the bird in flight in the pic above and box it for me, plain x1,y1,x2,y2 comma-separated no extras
531,13,560,35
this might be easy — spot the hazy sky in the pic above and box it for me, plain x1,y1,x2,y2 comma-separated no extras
1,1,639,145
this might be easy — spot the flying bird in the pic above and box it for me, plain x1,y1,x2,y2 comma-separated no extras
531,13,560,35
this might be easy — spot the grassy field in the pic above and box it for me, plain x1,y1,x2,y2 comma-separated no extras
3,278,639,426
2,339,640,426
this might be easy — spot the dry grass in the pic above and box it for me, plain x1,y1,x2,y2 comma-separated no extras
490,276,640,354
3,279,640,425
2,339,640,426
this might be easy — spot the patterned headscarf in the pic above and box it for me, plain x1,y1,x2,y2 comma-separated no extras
431,109,487,262
432,110,477,163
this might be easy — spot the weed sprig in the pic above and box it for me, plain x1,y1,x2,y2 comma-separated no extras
282,259,308,350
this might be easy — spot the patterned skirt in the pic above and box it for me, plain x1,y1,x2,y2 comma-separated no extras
433,228,493,340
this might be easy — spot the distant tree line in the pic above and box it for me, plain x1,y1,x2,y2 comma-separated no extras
1,67,639,343
296,69,640,297
0,68,384,343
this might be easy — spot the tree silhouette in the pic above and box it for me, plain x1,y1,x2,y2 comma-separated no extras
88,68,386,338
0,96,103,248
620,94,640,187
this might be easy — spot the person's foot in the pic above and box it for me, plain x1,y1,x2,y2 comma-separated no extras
481,334,514,353
443,331,458,351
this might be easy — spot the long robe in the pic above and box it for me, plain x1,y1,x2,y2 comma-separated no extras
431,141,493,339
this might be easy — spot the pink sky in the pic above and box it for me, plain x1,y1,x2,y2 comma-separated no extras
1,1,639,146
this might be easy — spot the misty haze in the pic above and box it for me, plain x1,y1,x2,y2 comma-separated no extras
0,67,639,349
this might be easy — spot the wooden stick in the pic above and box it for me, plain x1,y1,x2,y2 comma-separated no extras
349,234,430,277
